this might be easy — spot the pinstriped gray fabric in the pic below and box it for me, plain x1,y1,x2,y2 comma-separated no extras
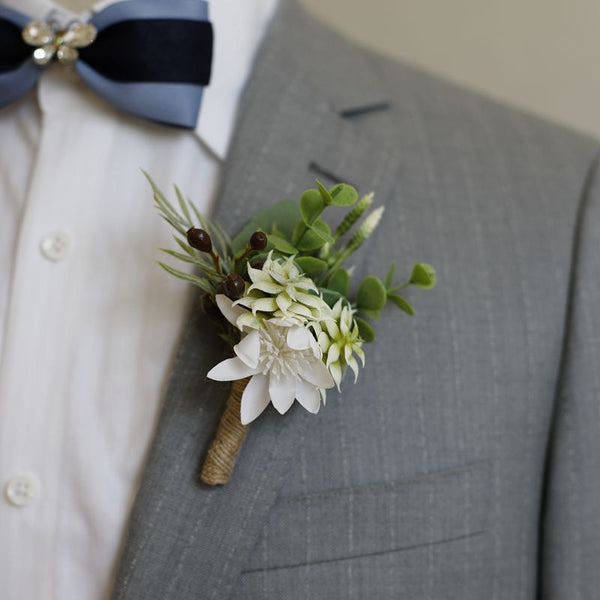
111,1,600,598
539,155,600,599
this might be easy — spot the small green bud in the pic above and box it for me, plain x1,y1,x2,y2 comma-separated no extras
347,206,385,253
334,192,374,239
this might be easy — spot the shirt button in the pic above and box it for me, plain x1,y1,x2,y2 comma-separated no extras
4,474,39,507
40,231,71,262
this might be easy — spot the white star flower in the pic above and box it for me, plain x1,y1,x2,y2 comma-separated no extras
207,295,335,424
312,298,365,388
234,251,331,324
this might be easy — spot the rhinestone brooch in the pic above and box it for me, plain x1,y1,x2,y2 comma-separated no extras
22,19,97,66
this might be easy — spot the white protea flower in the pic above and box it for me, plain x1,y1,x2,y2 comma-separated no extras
234,251,330,324
208,295,335,424
313,298,365,388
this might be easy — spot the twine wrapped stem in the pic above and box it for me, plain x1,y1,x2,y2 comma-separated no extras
200,378,250,485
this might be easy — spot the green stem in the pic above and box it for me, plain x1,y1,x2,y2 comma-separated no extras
389,281,410,292
234,245,252,272
210,251,222,275
317,248,352,286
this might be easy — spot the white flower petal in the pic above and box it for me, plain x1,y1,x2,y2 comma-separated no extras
236,312,262,331
285,283,298,301
269,316,303,328
247,263,273,285
329,361,343,389
288,303,313,319
286,326,312,350
250,297,278,313
325,318,339,339
299,359,335,389
268,374,296,414
331,298,343,318
207,357,258,381
216,294,247,328
269,262,289,284
319,387,328,405
317,332,331,352
355,345,366,366
295,378,321,414
240,374,270,424
347,353,360,383
276,292,293,313
344,343,353,364
326,342,340,366
234,331,261,368
295,292,327,309
248,280,283,295
294,279,318,291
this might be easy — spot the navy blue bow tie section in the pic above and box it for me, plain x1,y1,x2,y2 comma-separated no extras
0,0,213,128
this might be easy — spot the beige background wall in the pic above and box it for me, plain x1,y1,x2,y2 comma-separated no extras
301,0,600,139
54,0,600,138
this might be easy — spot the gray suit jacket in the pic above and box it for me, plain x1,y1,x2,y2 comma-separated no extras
111,1,600,598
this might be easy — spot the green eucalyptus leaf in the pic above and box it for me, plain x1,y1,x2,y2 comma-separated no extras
267,233,298,255
292,220,304,246
355,316,376,342
309,219,335,243
410,263,437,289
232,199,301,253
297,228,327,252
385,261,396,289
295,256,328,278
357,275,387,311
388,293,415,316
359,308,381,320
329,183,358,207
319,287,345,308
316,180,333,205
328,268,350,296
300,189,324,225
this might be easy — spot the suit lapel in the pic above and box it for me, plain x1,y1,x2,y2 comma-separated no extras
112,2,400,599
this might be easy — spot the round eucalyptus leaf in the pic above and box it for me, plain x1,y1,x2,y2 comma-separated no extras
297,228,327,252
329,183,358,207
232,199,300,253
300,189,324,225
328,268,350,297
357,275,387,311
410,263,437,289
267,233,298,255
359,308,381,321
309,219,334,243
355,316,376,342
295,256,328,278
316,180,333,205
319,287,345,308
388,293,415,316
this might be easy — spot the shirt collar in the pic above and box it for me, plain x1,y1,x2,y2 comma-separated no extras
2,0,279,161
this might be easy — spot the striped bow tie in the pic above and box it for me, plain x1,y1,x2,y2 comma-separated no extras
0,0,213,128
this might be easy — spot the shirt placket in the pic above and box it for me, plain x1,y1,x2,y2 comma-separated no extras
0,64,98,599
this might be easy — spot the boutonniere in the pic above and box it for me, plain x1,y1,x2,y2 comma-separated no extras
147,176,436,485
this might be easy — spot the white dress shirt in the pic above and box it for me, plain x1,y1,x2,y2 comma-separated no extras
0,0,278,598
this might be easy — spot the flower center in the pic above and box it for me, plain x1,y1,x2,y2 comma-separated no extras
259,327,313,381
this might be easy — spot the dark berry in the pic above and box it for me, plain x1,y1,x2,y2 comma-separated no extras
224,273,246,299
187,227,212,252
249,231,268,251
251,259,265,271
